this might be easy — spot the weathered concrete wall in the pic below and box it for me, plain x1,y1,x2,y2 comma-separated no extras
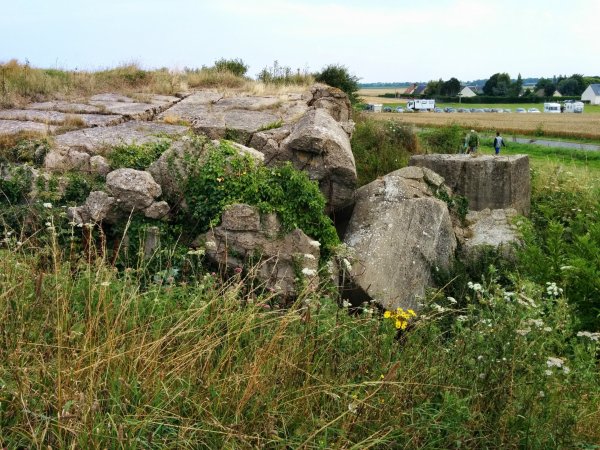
409,154,530,215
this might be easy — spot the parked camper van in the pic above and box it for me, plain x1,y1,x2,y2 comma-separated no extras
365,103,383,113
563,101,584,113
544,102,561,113
405,99,435,112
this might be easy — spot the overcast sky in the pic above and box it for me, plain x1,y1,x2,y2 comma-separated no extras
2,0,599,83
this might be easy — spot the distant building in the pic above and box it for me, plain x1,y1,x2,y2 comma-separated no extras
581,84,600,104
413,84,427,95
459,86,479,97
404,84,417,95
535,89,562,97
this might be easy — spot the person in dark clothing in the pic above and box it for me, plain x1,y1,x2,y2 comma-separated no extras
466,130,479,154
493,131,506,155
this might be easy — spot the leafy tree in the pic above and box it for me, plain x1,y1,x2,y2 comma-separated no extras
315,64,360,103
535,78,557,96
425,79,443,96
510,73,523,96
483,73,511,96
558,78,579,96
213,58,248,77
441,77,461,96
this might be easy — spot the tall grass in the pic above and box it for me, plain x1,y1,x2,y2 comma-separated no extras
351,114,419,186
0,60,258,108
0,217,598,448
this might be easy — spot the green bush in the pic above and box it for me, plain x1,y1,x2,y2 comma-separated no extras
351,116,418,186
107,140,171,170
0,165,33,204
0,138,50,166
183,140,340,260
212,58,248,77
315,64,360,104
420,124,466,154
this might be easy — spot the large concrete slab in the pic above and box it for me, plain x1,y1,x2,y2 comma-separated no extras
27,101,104,114
0,109,123,127
53,121,189,154
157,92,309,140
0,119,57,136
89,93,180,119
409,154,531,215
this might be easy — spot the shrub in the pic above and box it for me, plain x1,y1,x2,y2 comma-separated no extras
0,138,51,166
107,140,171,170
351,115,418,186
182,140,340,260
315,64,360,104
256,60,314,86
420,123,465,154
0,165,33,204
212,58,248,77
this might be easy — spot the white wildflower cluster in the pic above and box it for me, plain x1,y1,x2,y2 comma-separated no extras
456,315,468,322
204,240,217,251
303,253,316,261
42,202,53,209
546,356,570,375
467,281,483,292
301,268,317,277
341,258,352,272
545,282,563,297
577,331,600,342
431,303,447,313
362,303,375,316
347,401,358,414
309,240,321,248
187,248,205,256
528,318,544,328
517,318,552,337
503,291,515,302
479,318,493,328
447,296,457,304
342,299,351,308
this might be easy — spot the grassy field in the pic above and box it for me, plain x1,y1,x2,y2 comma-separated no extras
374,110,600,140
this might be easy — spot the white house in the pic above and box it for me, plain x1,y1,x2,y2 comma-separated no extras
459,86,478,97
581,84,600,105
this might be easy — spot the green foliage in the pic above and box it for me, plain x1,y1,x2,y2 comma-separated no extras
315,64,360,104
351,116,418,186
182,141,339,259
483,72,513,96
420,123,465,154
434,187,469,223
212,58,248,77
62,172,102,204
0,165,33,204
0,242,597,448
107,140,171,170
516,175,600,331
256,60,314,86
257,119,284,131
441,77,461,96
0,138,50,166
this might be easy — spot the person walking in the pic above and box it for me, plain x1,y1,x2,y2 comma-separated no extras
466,129,479,154
493,131,506,155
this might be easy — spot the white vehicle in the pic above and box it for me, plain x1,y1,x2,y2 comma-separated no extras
564,101,584,113
365,103,383,113
544,102,561,113
405,99,435,112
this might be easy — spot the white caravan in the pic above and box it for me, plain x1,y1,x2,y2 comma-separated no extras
406,99,435,111
544,102,561,113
